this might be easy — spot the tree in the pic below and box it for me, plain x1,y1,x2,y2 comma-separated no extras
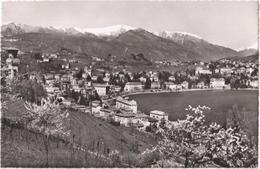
23,98,70,167
74,68,84,79
97,76,104,83
86,75,92,82
156,105,257,168
159,118,167,129
251,68,258,77
11,79,47,104
144,77,151,89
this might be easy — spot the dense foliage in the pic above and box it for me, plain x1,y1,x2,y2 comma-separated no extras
155,105,258,168
11,79,47,104
23,98,70,166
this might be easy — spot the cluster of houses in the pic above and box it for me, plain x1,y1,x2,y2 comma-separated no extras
2,47,259,133
85,96,169,130
2,48,20,80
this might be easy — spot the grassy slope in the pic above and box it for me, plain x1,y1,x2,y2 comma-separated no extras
3,100,157,165
68,108,157,153
1,118,113,167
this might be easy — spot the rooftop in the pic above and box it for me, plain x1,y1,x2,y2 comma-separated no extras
150,110,168,116
115,113,136,118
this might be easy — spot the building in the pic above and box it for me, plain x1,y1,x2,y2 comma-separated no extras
92,76,98,81
195,66,212,75
45,86,60,94
43,58,50,62
249,80,258,88
116,96,137,113
44,73,54,80
139,77,146,83
98,108,114,120
220,67,233,75
151,82,161,89
114,112,136,126
210,78,225,88
133,114,151,129
5,48,20,79
61,74,69,82
181,81,189,89
54,74,61,81
124,82,143,92
168,76,176,82
45,79,55,85
246,67,254,74
84,66,92,76
196,81,206,88
93,83,109,96
165,82,177,90
149,110,168,121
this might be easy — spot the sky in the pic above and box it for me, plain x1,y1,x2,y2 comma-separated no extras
1,1,258,50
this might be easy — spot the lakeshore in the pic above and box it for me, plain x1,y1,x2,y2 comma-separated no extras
122,87,258,97
127,89,258,132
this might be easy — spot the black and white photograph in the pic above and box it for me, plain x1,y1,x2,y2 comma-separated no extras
0,0,259,168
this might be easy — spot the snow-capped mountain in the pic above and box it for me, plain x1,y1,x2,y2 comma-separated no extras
1,22,241,62
155,30,204,44
1,23,136,37
78,24,136,36
238,43,258,57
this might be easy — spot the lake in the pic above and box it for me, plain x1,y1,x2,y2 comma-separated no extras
128,90,258,126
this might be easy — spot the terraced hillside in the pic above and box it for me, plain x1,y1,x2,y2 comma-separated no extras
2,99,157,167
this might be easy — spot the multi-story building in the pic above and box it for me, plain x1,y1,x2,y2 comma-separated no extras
116,96,137,113
5,48,20,79
151,82,161,89
124,82,143,92
249,80,258,88
114,112,136,127
165,82,177,90
93,83,109,96
210,78,225,88
149,110,168,121
220,67,233,75
195,66,212,75
181,81,189,89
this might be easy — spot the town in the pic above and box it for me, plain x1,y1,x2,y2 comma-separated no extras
1,1,259,167
2,47,258,132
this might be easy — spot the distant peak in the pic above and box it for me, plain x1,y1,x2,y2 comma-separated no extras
83,24,136,36
175,32,203,39
237,42,258,51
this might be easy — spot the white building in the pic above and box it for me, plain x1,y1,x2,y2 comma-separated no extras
151,82,161,89
195,66,212,75
210,78,225,88
114,113,136,126
249,80,258,88
139,77,147,83
54,74,61,81
132,114,150,129
246,67,254,74
93,83,109,96
116,97,137,113
149,110,168,121
196,81,206,88
45,86,60,94
98,108,114,120
181,81,189,89
165,82,177,90
168,76,176,82
124,82,143,92
43,58,50,62
220,67,233,74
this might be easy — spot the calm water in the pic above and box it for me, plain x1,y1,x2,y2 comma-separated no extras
129,90,258,125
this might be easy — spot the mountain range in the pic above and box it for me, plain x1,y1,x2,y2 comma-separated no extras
1,23,245,62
